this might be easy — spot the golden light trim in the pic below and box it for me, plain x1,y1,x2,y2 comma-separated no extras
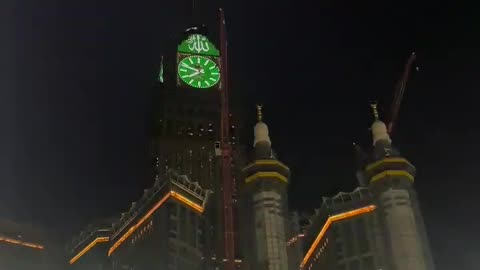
108,191,204,256
300,205,377,268
243,159,290,172
170,191,204,213
370,170,414,183
69,237,109,265
366,157,413,171
0,236,44,250
245,172,288,184
108,193,170,256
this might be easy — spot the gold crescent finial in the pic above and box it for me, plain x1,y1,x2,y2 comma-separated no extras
256,104,263,122
370,102,379,121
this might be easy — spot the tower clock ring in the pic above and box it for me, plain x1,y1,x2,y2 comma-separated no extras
177,33,221,90
178,55,220,89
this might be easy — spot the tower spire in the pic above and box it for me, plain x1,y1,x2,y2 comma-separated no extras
370,102,380,121
253,105,271,148
256,104,263,122
370,102,391,145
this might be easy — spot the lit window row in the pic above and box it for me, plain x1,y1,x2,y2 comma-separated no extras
131,220,153,245
307,238,329,270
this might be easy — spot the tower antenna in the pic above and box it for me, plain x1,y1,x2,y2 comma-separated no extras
218,8,235,270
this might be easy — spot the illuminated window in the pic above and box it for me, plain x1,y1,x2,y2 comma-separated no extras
187,122,194,136
156,119,164,135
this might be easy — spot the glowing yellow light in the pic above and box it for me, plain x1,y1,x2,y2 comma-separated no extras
370,170,414,183
300,205,376,268
245,172,288,184
243,159,290,172
366,157,413,171
170,191,204,213
69,237,109,264
108,191,204,256
108,194,170,256
0,236,44,250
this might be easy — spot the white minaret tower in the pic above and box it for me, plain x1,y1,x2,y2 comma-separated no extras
241,105,291,270
365,103,434,270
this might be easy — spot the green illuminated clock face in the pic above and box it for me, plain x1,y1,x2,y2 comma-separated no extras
178,55,221,89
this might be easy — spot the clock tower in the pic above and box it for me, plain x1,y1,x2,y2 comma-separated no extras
176,28,222,90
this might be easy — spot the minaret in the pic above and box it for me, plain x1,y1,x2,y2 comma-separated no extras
241,105,291,270
365,103,435,270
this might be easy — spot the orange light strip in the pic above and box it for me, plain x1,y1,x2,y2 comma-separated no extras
300,205,376,268
108,191,204,256
0,236,44,250
69,237,109,265
108,193,170,256
170,191,204,213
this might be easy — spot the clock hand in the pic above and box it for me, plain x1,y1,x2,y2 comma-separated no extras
181,63,199,72
183,71,200,78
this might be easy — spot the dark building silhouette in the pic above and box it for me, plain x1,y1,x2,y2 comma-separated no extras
67,26,247,270
109,170,212,270
67,218,114,270
0,219,54,270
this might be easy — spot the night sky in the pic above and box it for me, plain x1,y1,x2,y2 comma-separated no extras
2,1,478,269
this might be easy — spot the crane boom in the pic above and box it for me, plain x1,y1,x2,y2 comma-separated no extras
219,8,235,270
388,52,417,135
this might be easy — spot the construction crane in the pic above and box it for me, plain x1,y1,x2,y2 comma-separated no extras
387,52,418,135
218,8,235,270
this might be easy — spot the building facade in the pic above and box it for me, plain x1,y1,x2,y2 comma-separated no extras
67,25,247,270
299,105,435,270
66,170,211,270
0,219,51,270
300,188,377,270
286,212,306,270
150,27,247,270
108,169,212,270
240,106,291,270
67,218,114,270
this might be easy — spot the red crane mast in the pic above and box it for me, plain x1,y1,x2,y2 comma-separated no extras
388,52,418,135
218,8,235,270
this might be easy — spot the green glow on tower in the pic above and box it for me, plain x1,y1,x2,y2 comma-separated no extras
177,34,220,57
178,55,220,89
176,33,221,89
157,56,164,83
